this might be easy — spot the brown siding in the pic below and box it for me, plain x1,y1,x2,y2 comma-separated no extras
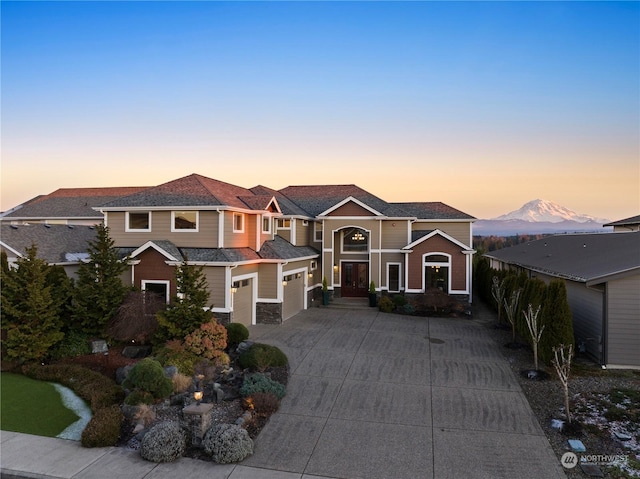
134,249,177,297
407,234,467,291
328,201,374,217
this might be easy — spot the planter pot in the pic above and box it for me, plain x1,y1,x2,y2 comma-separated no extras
322,291,330,306
368,293,377,307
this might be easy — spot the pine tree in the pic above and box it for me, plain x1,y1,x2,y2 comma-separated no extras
73,224,128,336
155,260,214,343
0,245,64,362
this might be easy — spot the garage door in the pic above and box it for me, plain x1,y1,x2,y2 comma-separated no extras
283,273,305,321
232,278,253,327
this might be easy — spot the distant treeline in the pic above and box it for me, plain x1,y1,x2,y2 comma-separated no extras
473,234,551,255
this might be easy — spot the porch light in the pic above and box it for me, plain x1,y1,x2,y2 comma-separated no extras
282,280,288,286
308,272,313,279
333,264,339,272
231,286,238,294
193,390,203,405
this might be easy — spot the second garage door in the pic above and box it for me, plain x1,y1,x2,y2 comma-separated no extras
283,273,304,321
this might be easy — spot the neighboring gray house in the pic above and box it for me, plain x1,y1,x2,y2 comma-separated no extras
604,214,640,232
0,223,97,278
485,232,640,369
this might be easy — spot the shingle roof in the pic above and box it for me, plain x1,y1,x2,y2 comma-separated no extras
1,187,147,220
258,236,319,260
393,202,476,220
100,174,256,209
250,185,309,216
1,223,97,264
411,230,435,242
278,184,408,217
484,232,640,283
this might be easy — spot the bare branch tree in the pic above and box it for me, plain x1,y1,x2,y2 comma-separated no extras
107,291,164,344
523,303,544,370
491,276,506,324
504,288,522,344
552,343,573,423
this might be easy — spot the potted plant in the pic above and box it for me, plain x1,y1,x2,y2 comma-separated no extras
322,276,330,306
368,281,377,307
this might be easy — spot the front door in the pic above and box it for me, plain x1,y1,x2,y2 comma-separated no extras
342,262,369,297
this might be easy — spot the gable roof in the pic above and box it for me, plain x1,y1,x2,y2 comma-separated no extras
404,229,475,252
278,184,409,218
484,232,640,284
393,202,476,221
99,174,257,210
0,223,97,264
1,187,147,221
250,185,309,217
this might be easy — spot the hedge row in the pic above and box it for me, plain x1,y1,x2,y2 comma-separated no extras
22,364,124,447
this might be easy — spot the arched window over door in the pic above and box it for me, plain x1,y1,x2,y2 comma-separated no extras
342,228,369,253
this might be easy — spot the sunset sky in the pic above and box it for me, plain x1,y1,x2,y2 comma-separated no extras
2,1,638,221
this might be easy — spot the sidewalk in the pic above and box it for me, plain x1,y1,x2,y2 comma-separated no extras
1,306,567,479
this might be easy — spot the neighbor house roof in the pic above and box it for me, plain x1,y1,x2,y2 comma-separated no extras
278,184,409,218
0,223,97,264
604,215,640,228
484,232,640,284
1,187,147,221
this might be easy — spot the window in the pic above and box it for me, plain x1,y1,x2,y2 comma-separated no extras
342,228,369,253
310,260,317,271
314,222,323,242
142,280,170,303
262,215,271,233
233,213,244,232
388,263,401,292
126,212,151,231
172,211,198,231
277,218,291,229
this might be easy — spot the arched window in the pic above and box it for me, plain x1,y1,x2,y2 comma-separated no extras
342,228,369,253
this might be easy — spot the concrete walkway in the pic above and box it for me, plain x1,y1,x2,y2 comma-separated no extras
1,306,567,479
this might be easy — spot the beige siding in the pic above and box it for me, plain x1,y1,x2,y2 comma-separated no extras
381,220,411,249
203,267,227,309
258,263,278,299
413,221,471,247
607,275,640,367
107,211,220,248
566,281,604,363
224,211,252,248
296,220,311,246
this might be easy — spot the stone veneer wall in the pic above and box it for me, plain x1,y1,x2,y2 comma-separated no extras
256,302,282,324
215,312,231,325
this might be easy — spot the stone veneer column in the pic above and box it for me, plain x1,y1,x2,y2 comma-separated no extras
182,403,214,447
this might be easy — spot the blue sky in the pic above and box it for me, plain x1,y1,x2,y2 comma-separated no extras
2,1,638,220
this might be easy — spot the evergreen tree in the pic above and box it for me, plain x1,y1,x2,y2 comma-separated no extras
540,279,575,364
155,260,214,343
73,224,128,336
0,245,64,362
47,264,75,329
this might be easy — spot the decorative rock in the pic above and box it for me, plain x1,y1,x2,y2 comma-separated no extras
580,463,604,477
614,431,632,441
122,345,151,359
551,419,564,430
213,384,225,403
116,365,134,385
568,439,586,452
133,423,145,434
163,365,178,378
91,340,108,354
236,341,254,354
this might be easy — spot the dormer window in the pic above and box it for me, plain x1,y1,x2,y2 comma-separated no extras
172,211,198,232
126,211,151,232
233,213,244,233
262,215,271,234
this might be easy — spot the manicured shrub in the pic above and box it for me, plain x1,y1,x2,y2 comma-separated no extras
155,341,200,376
378,296,394,313
392,295,407,307
183,320,228,363
203,423,253,464
140,421,186,463
225,322,250,348
81,406,123,447
125,390,155,406
238,343,288,371
248,392,280,417
240,373,286,399
122,358,173,402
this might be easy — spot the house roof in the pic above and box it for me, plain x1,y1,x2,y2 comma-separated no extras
250,185,309,217
393,202,476,221
1,187,147,221
484,232,640,283
257,236,319,260
604,215,640,227
0,223,97,264
99,174,257,210
278,184,409,218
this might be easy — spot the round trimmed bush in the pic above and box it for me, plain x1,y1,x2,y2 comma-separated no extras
122,358,173,402
203,423,253,464
225,322,250,348
240,373,286,399
238,343,288,371
140,421,186,463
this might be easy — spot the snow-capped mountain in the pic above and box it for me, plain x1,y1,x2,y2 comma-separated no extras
492,199,609,223
474,199,612,236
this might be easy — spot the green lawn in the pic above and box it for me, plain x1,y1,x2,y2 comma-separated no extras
1,373,80,437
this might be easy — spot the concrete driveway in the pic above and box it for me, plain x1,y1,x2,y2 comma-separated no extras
244,306,567,479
